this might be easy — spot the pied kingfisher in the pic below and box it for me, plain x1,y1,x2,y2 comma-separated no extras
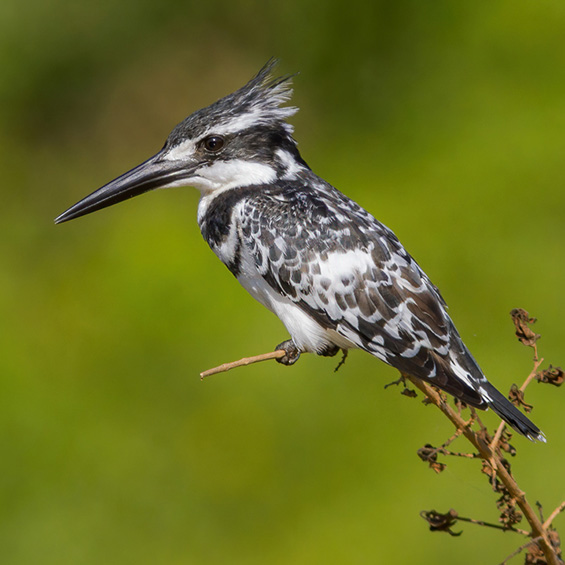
56,60,543,442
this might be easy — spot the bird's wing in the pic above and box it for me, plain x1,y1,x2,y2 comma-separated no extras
238,181,487,406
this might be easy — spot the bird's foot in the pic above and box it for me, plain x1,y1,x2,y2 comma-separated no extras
384,374,407,390
333,349,348,373
384,373,418,398
275,339,301,366
313,343,348,372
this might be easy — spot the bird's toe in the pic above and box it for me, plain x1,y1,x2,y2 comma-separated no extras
275,339,301,366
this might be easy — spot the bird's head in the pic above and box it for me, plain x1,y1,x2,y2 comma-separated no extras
55,59,306,224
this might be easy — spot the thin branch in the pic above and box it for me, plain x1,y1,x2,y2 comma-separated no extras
456,515,529,536
538,501,546,523
533,343,539,364
499,536,543,565
544,501,565,530
441,427,464,449
406,375,561,565
490,421,506,453
200,350,286,379
435,449,480,460
521,357,545,393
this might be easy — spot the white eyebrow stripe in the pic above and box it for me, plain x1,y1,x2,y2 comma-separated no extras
210,111,264,136
205,106,297,137
163,139,196,161
163,139,197,161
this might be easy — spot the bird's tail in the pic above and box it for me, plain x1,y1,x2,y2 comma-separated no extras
480,381,545,442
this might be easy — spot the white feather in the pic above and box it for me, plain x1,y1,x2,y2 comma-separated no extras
194,160,277,224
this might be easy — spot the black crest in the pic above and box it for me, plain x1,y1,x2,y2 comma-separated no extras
167,59,298,146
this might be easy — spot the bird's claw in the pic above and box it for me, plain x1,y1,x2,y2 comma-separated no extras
275,339,301,366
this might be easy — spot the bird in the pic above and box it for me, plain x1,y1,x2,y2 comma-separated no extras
55,59,544,442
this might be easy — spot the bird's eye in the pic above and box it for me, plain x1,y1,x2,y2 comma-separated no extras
203,135,225,152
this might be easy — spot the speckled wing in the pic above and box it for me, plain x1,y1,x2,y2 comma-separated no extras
238,180,488,407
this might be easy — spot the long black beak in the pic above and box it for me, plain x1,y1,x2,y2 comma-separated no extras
55,149,195,224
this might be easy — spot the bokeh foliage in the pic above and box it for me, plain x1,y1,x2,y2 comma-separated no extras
1,1,564,563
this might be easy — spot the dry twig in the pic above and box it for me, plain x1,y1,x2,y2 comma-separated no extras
500,536,544,565
544,502,565,531
408,375,561,563
200,349,286,379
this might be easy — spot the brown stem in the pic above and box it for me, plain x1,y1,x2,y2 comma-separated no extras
406,376,561,565
200,350,286,379
441,427,464,449
521,357,545,393
434,449,480,459
544,501,565,530
456,515,529,536
500,536,543,565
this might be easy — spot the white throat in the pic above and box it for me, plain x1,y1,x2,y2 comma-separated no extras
195,159,277,223
190,159,276,195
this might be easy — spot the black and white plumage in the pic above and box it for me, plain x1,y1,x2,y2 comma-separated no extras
56,60,544,442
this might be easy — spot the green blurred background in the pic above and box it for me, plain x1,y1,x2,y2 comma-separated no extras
1,1,564,563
